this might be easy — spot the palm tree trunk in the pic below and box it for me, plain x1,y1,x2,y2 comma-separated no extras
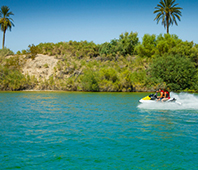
166,16,169,34
167,23,169,34
2,30,6,49
167,25,169,34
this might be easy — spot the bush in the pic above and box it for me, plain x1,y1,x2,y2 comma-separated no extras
4,55,25,70
150,54,198,91
16,51,21,55
0,66,26,90
99,31,139,57
81,70,99,92
135,34,156,57
21,50,27,54
99,68,118,83
0,48,14,58
119,69,133,91
0,55,36,91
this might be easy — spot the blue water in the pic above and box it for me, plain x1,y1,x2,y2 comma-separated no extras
0,92,198,169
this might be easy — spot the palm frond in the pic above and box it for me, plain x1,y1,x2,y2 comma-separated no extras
174,13,181,21
170,0,176,6
154,13,163,21
154,9,163,14
172,15,178,25
159,0,165,7
6,11,14,17
172,3,179,8
0,5,14,33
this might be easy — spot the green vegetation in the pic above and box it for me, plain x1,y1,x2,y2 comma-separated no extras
1,32,198,92
0,6,14,49
0,53,37,90
43,63,49,68
99,32,139,57
154,0,182,33
1,2,195,92
150,54,197,91
0,48,14,60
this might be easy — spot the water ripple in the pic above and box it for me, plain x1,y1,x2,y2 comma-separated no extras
0,92,198,169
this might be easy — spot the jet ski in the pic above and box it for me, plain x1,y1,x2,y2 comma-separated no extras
139,92,181,105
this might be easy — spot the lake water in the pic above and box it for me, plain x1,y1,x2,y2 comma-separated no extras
0,92,198,169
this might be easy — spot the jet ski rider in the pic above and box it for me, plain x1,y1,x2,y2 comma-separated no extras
156,88,170,102
157,88,164,101
161,89,170,102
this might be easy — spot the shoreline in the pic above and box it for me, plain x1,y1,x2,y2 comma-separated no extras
0,90,154,93
0,90,196,94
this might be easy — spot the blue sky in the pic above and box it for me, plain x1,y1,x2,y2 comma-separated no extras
1,0,198,53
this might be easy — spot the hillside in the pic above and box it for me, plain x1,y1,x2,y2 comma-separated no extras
1,32,198,92
2,51,152,92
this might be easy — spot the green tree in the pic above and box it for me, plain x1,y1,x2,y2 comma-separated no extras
155,34,178,55
135,34,157,57
150,54,197,91
154,0,182,33
118,32,139,56
99,32,139,57
0,6,14,49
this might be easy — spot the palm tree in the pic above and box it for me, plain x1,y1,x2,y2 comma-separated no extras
0,6,14,49
154,0,182,33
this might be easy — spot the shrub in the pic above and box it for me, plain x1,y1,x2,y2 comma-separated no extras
0,66,26,90
5,55,25,70
150,54,198,91
99,68,118,83
118,32,139,56
0,48,14,58
99,31,139,57
81,70,99,91
16,51,21,55
27,44,41,59
119,69,133,91
135,34,156,57
21,50,27,54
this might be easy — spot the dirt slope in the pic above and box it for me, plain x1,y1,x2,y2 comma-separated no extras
22,54,58,79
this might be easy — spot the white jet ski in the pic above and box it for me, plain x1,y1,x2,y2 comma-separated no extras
139,93,181,105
